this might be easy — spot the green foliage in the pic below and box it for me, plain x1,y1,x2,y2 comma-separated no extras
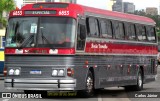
133,10,160,42
134,10,160,28
0,0,15,18
0,0,15,29
2,18,7,27
0,18,7,28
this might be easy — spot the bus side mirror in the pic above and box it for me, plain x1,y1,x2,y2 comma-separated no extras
80,25,86,40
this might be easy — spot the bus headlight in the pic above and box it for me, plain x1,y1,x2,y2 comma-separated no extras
9,69,14,75
52,69,65,76
8,68,21,76
52,70,58,76
14,69,20,75
58,69,64,76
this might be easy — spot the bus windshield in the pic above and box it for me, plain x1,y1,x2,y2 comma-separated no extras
6,17,76,48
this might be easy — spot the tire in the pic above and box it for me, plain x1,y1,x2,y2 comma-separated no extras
83,70,94,97
133,69,143,91
124,69,143,91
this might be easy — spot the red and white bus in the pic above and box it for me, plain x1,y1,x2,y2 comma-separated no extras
4,2,158,96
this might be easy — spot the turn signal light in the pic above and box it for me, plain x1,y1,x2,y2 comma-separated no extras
3,68,7,77
40,6,43,9
67,68,74,77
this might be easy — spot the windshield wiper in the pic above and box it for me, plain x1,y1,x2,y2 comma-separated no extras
18,34,34,49
41,28,51,44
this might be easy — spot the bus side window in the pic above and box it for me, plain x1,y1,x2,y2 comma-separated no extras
142,26,147,41
146,26,156,43
124,22,129,40
136,24,142,41
136,24,147,41
99,19,112,38
77,23,86,50
112,21,124,40
88,17,99,37
125,23,136,40
130,24,136,40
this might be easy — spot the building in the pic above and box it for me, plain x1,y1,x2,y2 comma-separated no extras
123,2,135,13
112,0,123,12
112,0,135,13
107,0,114,11
46,0,76,3
146,7,158,15
23,0,46,6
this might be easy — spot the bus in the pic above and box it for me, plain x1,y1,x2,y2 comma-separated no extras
4,2,158,96
0,29,5,76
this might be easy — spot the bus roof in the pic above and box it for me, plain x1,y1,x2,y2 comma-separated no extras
19,2,155,24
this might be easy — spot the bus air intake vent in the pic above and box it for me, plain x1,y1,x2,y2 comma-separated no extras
33,3,69,8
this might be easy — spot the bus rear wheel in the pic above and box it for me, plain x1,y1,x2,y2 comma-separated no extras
134,69,143,91
125,69,143,91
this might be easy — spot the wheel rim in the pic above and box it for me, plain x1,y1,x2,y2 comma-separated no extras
86,76,93,93
138,73,142,87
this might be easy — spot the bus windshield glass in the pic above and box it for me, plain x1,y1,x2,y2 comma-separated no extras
6,17,76,48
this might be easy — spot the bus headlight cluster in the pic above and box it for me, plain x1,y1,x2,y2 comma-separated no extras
8,68,21,76
52,69,65,76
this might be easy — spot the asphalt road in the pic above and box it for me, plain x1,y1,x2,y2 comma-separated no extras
0,66,160,101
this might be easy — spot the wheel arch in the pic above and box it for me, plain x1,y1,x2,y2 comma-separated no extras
139,66,144,82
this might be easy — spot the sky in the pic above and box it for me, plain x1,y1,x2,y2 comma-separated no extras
15,0,159,11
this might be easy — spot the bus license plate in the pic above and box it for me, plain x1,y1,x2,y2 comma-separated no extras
30,70,42,75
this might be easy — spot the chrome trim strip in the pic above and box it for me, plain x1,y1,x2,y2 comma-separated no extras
59,80,76,83
5,79,12,82
14,79,58,83
14,84,58,88
5,87,75,91
5,65,75,67
5,79,76,84
60,84,76,88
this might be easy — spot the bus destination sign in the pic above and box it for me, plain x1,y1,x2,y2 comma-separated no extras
25,10,56,15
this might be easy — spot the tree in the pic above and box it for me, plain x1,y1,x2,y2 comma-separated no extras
134,9,146,16
134,10,160,28
133,10,160,42
0,0,15,29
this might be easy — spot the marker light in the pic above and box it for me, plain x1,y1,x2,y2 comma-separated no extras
16,7,19,10
40,6,43,9
3,68,7,76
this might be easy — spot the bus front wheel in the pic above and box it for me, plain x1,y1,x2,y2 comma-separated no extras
83,70,94,97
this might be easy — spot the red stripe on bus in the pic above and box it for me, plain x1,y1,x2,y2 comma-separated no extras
5,48,75,55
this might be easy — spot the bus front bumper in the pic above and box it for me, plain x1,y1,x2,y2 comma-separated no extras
4,79,76,91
